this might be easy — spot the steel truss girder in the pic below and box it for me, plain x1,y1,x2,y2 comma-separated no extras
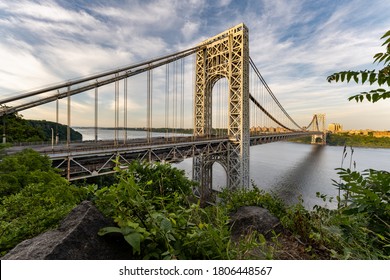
194,23,250,190
50,139,229,181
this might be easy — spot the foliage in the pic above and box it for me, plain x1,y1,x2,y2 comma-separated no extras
0,149,56,196
218,183,287,219
27,119,82,142
124,160,195,199
332,168,390,257
327,132,390,148
0,150,88,256
327,30,390,103
0,111,82,143
95,161,261,259
0,112,45,142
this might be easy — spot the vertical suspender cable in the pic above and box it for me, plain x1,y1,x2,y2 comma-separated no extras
173,60,177,139
147,69,150,143
114,73,119,145
147,68,152,143
66,86,71,180
67,86,71,147
124,78,127,144
56,94,59,144
150,69,153,141
165,64,169,138
180,58,185,130
95,86,98,142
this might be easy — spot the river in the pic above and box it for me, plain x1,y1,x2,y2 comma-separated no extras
74,128,390,209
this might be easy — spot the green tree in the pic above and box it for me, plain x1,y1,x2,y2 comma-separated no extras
327,30,390,102
0,150,88,256
0,149,54,196
0,111,82,143
0,112,45,143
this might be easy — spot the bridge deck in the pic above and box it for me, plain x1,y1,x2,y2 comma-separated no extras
4,131,321,181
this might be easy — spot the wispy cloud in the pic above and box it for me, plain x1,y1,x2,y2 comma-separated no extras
0,0,389,129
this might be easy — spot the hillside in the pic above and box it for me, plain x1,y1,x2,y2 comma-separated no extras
0,113,82,143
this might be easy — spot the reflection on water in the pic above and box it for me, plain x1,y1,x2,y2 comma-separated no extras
74,128,390,210
178,142,390,209
269,145,326,207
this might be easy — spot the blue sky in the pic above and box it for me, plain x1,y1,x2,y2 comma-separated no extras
0,0,390,130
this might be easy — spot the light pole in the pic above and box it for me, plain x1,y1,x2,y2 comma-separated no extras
51,128,54,151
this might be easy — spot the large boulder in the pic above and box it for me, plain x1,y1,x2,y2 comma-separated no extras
2,201,132,260
230,206,282,240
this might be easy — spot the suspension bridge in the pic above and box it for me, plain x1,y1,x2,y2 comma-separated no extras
0,23,326,192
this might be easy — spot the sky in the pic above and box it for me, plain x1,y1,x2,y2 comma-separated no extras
0,0,390,130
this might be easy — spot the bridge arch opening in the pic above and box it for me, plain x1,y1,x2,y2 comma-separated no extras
211,76,229,137
211,161,227,192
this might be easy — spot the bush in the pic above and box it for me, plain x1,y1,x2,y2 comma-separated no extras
0,150,88,256
95,161,261,259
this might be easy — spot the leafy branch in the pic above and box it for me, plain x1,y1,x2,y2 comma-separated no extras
327,30,390,103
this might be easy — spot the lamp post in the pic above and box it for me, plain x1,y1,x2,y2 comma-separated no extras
51,128,54,151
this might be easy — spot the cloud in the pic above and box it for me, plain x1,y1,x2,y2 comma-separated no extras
1,0,390,130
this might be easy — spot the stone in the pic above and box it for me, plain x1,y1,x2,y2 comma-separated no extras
1,201,132,260
229,206,282,240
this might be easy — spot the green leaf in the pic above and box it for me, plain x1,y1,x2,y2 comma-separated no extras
369,72,377,85
372,93,380,102
361,71,368,84
160,218,172,232
340,72,346,82
124,232,142,254
381,36,390,47
380,30,390,39
353,74,359,83
346,72,353,82
98,226,123,236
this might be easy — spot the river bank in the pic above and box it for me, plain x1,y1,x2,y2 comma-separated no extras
290,133,390,148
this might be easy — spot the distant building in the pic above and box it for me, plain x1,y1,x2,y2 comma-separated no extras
372,131,390,138
348,129,372,136
328,123,343,133
344,129,390,138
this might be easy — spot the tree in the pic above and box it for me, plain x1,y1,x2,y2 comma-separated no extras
0,150,88,256
327,30,390,103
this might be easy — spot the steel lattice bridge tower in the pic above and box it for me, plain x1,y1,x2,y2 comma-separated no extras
0,23,326,196
193,24,250,192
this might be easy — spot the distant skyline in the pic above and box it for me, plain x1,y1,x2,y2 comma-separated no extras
1,0,390,130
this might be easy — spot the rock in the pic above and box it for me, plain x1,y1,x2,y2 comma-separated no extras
1,201,132,260
230,206,282,240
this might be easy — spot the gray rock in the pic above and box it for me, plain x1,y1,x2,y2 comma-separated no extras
230,206,282,240
2,201,132,260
